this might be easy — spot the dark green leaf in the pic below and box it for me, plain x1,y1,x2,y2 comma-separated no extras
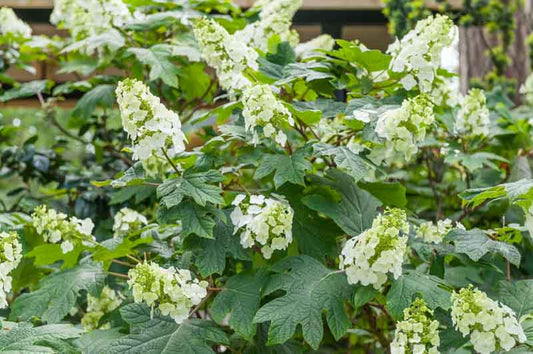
302,169,381,236
0,323,82,352
497,280,533,318
211,271,268,339
183,210,250,277
108,304,229,353
71,84,116,120
254,148,312,188
10,261,105,323
387,271,452,320
253,256,353,349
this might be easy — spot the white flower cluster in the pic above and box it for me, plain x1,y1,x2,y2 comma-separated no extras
373,95,435,164
50,0,132,40
234,0,302,52
0,232,22,308
415,218,461,244
0,7,32,39
388,14,456,92
340,208,409,289
242,84,294,146
230,194,294,259
193,18,259,92
451,285,526,354
31,205,95,254
116,79,187,165
252,0,303,20
295,34,335,59
128,262,208,324
113,207,148,238
81,286,122,330
390,298,440,354
455,88,491,137
520,74,533,106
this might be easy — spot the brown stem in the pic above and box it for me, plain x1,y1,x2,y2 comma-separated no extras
363,305,390,353
112,259,135,268
161,148,180,175
424,149,443,219
107,271,129,279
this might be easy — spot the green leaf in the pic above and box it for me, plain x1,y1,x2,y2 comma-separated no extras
76,328,124,354
71,84,116,120
158,200,223,239
460,179,533,208
359,181,407,207
254,148,312,188
211,271,268,339
280,184,341,260
179,62,210,100
497,280,533,318
353,285,379,309
387,271,452,320
0,80,53,102
445,229,521,266
444,151,508,173
253,256,353,350
302,169,381,236
314,143,372,182
108,304,229,353
92,236,154,267
278,62,334,85
183,210,250,277
0,323,82,352
10,261,105,323
25,243,85,269
330,40,391,72
128,44,180,88
290,99,346,125
158,170,224,207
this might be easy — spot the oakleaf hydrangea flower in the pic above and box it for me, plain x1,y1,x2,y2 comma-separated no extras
116,78,187,166
242,84,294,146
193,18,259,93
234,0,302,52
455,88,490,137
295,34,335,58
0,231,22,308
252,0,303,20
451,285,526,354
230,194,294,259
340,208,408,289
373,95,435,164
388,14,456,93
113,207,148,238
128,262,208,324
415,219,461,244
50,0,132,40
0,7,32,38
390,298,440,354
31,205,95,254
81,286,122,330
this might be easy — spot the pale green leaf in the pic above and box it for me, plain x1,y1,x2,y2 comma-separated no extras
445,229,521,266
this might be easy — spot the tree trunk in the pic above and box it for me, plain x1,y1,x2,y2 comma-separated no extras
459,1,533,104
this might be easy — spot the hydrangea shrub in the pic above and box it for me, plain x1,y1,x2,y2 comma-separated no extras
0,1,532,353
